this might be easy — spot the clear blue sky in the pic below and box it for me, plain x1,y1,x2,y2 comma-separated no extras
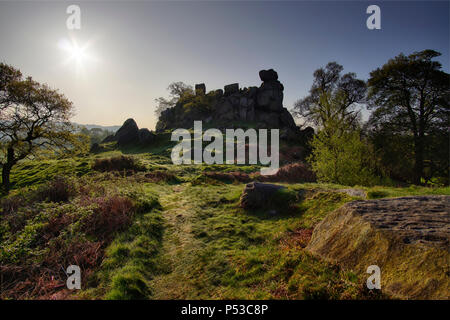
0,1,448,129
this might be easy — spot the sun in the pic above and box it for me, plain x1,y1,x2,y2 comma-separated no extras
69,43,87,64
58,37,95,72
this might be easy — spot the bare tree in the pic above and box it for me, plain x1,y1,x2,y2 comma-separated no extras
0,63,87,193
154,81,193,117
293,62,366,135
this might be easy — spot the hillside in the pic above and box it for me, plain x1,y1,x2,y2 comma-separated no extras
1,147,448,299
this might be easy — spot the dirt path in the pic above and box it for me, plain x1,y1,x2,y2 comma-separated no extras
150,184,204,299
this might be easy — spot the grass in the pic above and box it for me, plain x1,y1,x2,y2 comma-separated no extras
146,183,381,299
365,185,450,198
1,147,448,299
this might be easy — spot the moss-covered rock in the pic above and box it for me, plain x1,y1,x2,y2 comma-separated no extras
306,195,450,299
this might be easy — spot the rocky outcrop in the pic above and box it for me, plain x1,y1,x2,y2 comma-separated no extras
156,69,309,140
101,118,155,147
306,196,450,299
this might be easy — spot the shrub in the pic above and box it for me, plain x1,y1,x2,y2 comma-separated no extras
257,162,316,183
36,176,75,203
203,171,251,184
92,156,145,172
1,195,25,215
367,189,389,199
82,195,135,240
143,170,180,183
309,128,380,186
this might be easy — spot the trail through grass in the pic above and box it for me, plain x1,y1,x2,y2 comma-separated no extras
147,182,381,299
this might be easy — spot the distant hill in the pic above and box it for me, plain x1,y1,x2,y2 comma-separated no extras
73,123,121,133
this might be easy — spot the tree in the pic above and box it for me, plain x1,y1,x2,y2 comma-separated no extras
307,101,378,187
0,63,87,193
367,50,449,184
154,81,194,117
293,62,366,134
309,128,377,186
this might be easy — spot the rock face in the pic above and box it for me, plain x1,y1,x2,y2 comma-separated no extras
101,118,155,147
306,196,450,299
156,69,308,140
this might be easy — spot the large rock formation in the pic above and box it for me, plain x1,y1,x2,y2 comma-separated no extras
156,69,308,140
101,118,155,147
306,196,450,299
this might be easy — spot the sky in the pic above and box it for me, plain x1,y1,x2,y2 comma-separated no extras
0,0,448,130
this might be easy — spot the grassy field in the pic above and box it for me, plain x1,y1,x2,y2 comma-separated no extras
1,150,448,299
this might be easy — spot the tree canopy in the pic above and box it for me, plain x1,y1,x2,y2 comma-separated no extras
154,81,194,117
0,63,87,192
367,50,449,184
293,62,366,135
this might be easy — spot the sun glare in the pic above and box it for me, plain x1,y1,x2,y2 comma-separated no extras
58,37,95,73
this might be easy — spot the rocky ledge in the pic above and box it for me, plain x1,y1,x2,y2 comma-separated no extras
306,195,450,299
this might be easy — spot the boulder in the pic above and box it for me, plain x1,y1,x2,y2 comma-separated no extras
337,188,366,198
307,196,450,299
239,182,285,209
138,128,155,144
195,83,206,95
224,83,239,95
259,69,278,82
115,118,139,146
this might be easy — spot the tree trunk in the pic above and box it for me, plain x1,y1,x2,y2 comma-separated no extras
2,147,15,194
1,163,12,194
414,136,424,185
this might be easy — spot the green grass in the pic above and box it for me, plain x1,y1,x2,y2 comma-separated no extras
83,202,164,299
145,183,379,299
2,147,448,300
11,158,91,189
365,185,450,198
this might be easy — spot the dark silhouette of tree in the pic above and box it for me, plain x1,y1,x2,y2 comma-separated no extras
154,81,193,117
367,50,449,184
293,62,366,135
0,63,87,193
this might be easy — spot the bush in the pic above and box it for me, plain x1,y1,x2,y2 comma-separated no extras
1,195,25,215
257,162,316,183
367,190,389,199
82,195,135,241
92,156,145,172
309,128,379,186
36,176,75,202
